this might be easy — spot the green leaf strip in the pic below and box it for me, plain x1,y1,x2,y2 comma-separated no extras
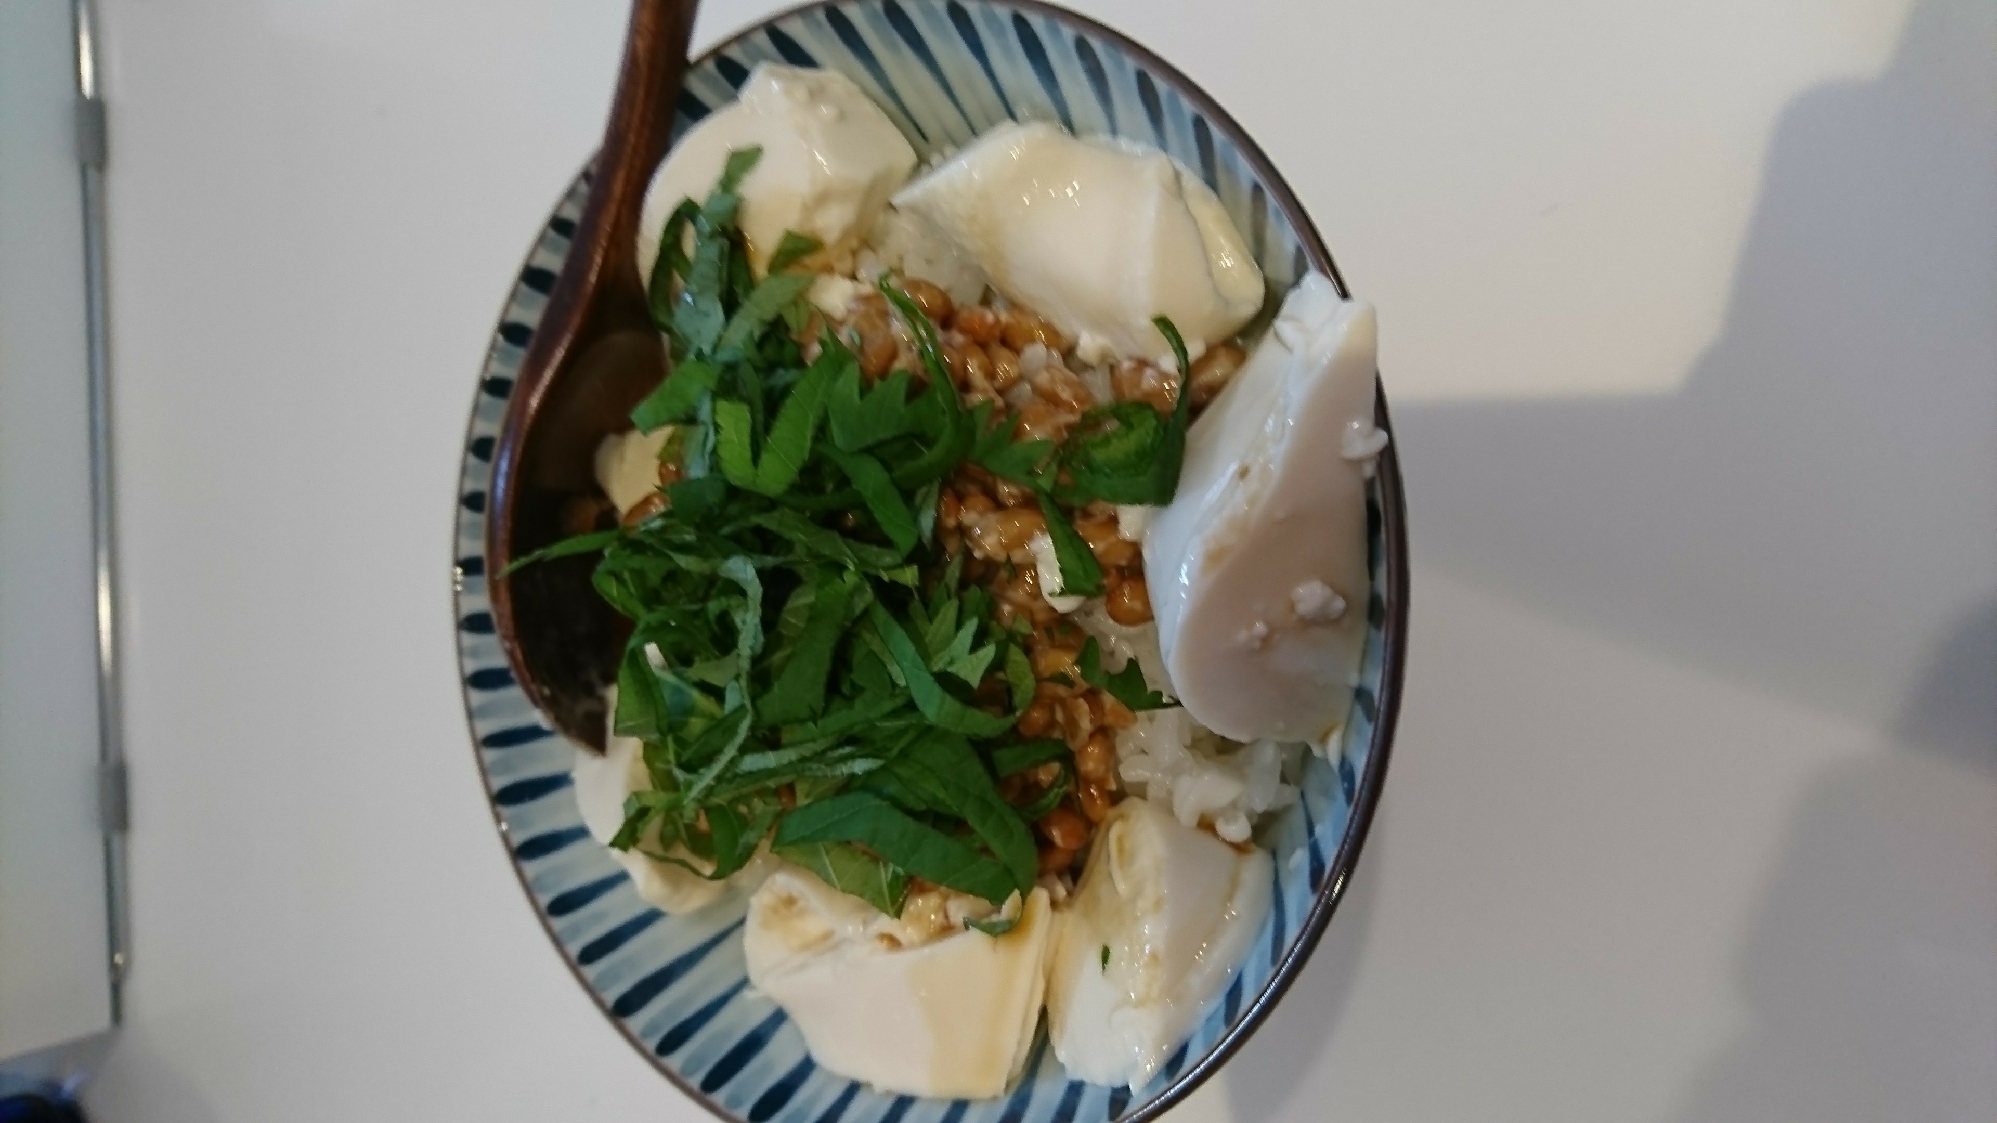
775,791,1016,903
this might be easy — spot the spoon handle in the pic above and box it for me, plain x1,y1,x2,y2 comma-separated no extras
485,0,698,747
510,0,698,425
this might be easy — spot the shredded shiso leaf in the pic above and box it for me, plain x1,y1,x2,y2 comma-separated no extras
509,147,1193,914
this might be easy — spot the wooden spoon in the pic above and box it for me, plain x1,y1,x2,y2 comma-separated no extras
486,0,699,750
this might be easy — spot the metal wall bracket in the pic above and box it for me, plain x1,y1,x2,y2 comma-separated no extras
72,0,129,1004
96,760,127,835
74,94,105,169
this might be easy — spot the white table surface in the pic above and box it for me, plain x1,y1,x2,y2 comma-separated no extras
81,0,1997,1119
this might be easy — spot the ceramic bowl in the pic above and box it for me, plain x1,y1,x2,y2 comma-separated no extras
453,2,1408,1119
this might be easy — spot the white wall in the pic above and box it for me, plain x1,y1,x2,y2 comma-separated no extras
0,0,116,1062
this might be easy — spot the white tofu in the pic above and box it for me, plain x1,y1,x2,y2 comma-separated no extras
1044,798,1272,1088
570,727,729,916
892,122,1264,359
744,867,1054,1098
1143,274,1379,743
592,425,672,514
635,63,916,279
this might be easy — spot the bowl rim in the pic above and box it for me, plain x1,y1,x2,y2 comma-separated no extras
453,1,1409,1118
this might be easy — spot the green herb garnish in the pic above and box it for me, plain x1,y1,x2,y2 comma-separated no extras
775,791,1018,903
1079,637,1175,712
1014,763,1072,823
965,898,1024,938
765,231,824,276
1037,492,1103,598
971,316,1198,510
513,149,1201,917
776,840,908,916
966,915,1021,937
990,738,1070,777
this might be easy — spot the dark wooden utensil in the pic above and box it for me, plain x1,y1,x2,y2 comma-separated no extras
486,0,698,750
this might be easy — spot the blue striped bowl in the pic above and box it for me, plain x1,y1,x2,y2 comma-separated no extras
453,2,1408,1119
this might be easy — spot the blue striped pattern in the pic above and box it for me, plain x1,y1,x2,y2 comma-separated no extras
452,3,1397,1120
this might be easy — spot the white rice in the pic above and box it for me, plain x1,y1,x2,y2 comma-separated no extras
1074,604,1305,843
1076,362,1114,406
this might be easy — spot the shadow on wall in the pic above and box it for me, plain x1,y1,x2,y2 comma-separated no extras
1212,1,1997,1118
1394,0,1997,733
1665,593,1997,1123
1407,0,1997,1115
